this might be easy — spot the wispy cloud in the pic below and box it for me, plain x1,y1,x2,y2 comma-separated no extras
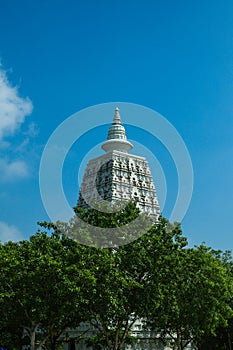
0,221,24,242
0,64,35,182
24,122,39,137
0,158,29,182
0,64,33,141
15,138,30,152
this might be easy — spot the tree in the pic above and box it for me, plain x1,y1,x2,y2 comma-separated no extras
70,202,190,350
2,200,232,350
0,241,25,349
144,242,233,350
197,251,233,350
0,228,96,350
67,200,154,248
82,245,145,350
66,201,151,350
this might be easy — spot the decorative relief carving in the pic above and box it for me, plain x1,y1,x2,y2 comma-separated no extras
78,151,160,220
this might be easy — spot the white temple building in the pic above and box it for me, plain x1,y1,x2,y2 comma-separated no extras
78,108,160,220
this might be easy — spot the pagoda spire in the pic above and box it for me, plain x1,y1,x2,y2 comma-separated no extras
101,108,133,153
113,107,121,124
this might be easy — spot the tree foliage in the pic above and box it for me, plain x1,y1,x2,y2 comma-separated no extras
0,228,95,350
0,202,233,350
144,242,233,350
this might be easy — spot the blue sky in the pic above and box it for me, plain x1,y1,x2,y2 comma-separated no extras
0,0,233,251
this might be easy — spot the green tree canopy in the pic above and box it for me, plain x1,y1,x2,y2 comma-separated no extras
0,228,96,350
144,242,233,350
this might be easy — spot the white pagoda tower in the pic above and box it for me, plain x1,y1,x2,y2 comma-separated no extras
78,108,160,220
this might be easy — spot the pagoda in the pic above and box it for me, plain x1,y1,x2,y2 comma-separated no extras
78,108,160,220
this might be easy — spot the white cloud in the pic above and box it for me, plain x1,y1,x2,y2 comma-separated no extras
0,64,35,182
0,158,29,182
0,65,33,140
24,122,39,137
15,138,30,152
0,221,24,242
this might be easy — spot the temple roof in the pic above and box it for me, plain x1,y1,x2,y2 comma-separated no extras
101,108,133,153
